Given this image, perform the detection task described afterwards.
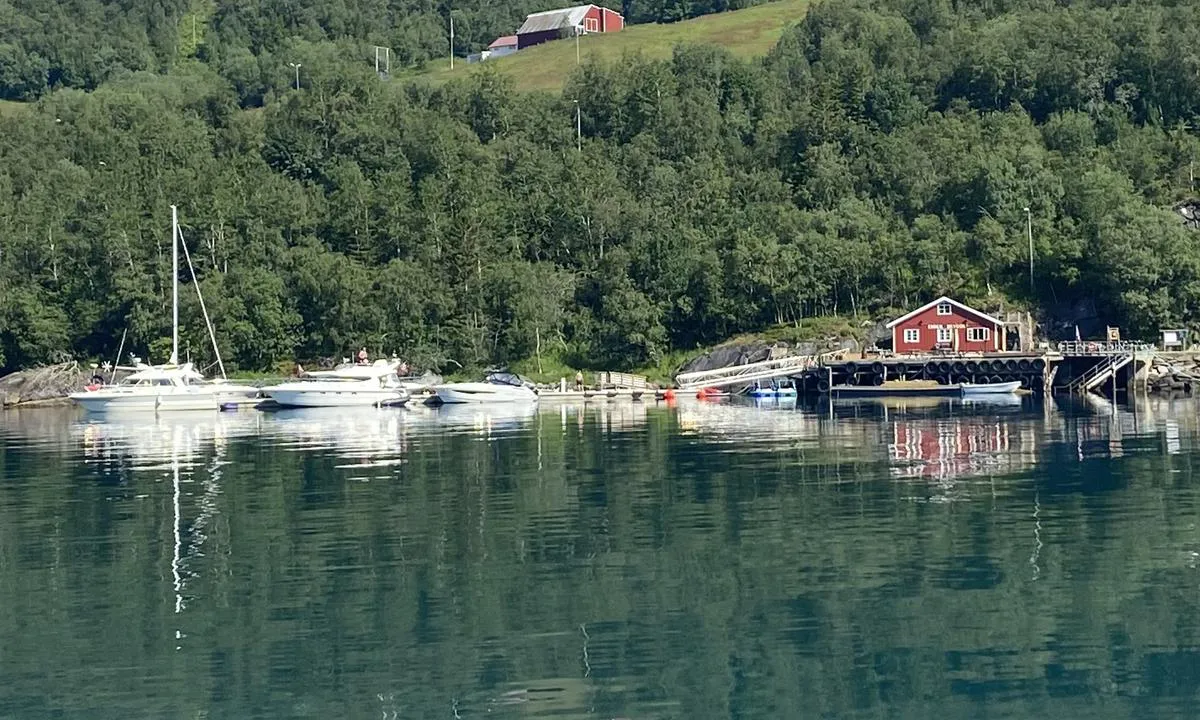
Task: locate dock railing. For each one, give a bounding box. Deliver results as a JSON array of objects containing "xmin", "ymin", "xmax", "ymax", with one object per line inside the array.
[
  {"xmin": 1058, "ymin": 340, "xmax": 1155, "ymax": 356},
  {"xmin": 595, "ymin": 371, "xmax": 649, "ymax": 390}
]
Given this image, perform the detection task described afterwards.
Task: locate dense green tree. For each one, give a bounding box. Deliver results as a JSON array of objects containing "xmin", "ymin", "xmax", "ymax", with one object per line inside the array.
[{"xmin": 4, "ymin": 0, "xmax": 1200, "ymax": 374}]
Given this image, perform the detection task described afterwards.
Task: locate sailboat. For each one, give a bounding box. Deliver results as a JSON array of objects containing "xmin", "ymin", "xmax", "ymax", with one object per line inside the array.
[{"xmin": 70, "ymin": 206, "xmax": 260, "ymax": 413}]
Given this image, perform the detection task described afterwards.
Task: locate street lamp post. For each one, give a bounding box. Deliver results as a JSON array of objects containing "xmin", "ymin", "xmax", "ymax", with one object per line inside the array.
[
  {"xmin": 288, "ymin": 62, "xmax": 301, "ymax": 91},
  {"xmin": 575, "ymin": 26, "xmax": 581, "ymax": 65},
  {"xmin": 577, "ymin": 102, "xmax": 582, "ymax": 151},
  {"xmin": 1024, "ymin": 206, "xmax": 1033, "ymax": 292}
]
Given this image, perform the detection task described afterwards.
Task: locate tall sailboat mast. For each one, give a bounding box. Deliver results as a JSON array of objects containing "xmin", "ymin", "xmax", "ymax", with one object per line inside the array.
[{"xmin": 170, "ymin": 204, "xmax": 179, "ymax": 365}]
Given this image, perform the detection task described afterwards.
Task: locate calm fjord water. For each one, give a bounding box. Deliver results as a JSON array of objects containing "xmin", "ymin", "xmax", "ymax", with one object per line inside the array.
[{"xmin": 2, "ymin": 397, "xmax": 1200, "ymax": 719}]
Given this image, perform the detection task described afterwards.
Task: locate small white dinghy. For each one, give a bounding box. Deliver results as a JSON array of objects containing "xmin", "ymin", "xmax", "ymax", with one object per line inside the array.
[
  {"xmin": 960, "ymin": 380, "xmax": 1022, "ymax": 397},
  {"xmin": 434, "ymin": 372, "xmax": 538, "ymax": 404}
]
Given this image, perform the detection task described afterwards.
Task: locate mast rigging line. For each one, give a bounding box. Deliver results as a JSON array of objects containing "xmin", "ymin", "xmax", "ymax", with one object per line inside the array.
[{"xmin": 174, "ymin": 216, "xmax": 228, "ymax": 380}]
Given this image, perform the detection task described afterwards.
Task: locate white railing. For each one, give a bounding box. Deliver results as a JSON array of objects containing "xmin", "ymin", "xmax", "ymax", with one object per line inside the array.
[
  {"xmin": 594, "ymin": 371, "xmax": 649, "ymax": 389},
  {"xmin": 1058, "ymin": 340, "xmax": 1155, "ymax": 355},
  {"xmin": 675, "ymin": 355, "xmax": 812, "ymax": 389},
  {"xmin": 674, "ymin": 349, "xmax": 846, "ymax": 390}
]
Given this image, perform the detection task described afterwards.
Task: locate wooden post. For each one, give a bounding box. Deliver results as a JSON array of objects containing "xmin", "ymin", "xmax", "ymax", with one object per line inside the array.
[{"xmin": 1111, "ymin": 356, "xmax": 1118, "ymax": 399}]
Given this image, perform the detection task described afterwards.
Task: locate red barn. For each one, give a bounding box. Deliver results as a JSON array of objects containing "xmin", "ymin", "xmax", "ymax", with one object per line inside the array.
[
  {"xmin": 516, "ymin": 4, "xmax": 624, "ymax": 50},
  {"xmin": 887, "ymin": 296, "xmax": 1005, "ymax": 353}
]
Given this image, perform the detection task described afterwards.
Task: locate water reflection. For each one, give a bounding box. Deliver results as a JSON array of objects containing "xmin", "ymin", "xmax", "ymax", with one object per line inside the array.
[
  {"xmin": 7, "ymin": 398, "xmax": 1200, "ymax": 718},
  {"xmin": 67, "ymin": 413, "xmax": 262, "ymax": 655},
  {"xmin": 431, "ymin": 402, "xmax": 539, "ymax": 436},
  {"xmin": 258, "ymin": 407, "xmax": 412, "ymax": 467}
]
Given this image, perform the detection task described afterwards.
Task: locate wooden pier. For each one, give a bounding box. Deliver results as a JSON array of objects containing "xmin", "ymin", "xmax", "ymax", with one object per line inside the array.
[
  {"xmin": 672, "ymin": 340, "xmax": 1161, "ymax": 399},
  {"xmin": 793, "ymin": 342, "xmax": 1160, "ymax": 398},
  {"xmin": 792, "ymin": 354, "xmax": 1054, "ymax": 395}
]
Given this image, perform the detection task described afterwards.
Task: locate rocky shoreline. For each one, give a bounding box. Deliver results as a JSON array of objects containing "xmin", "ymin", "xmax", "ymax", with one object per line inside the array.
[
  {"xmin": 1147, "ymin": 356, "xmax": 1200, "ymax": 395},
  {"xmin": 0, "ymin": 362, "xmax": 93, "ymax": 408}
]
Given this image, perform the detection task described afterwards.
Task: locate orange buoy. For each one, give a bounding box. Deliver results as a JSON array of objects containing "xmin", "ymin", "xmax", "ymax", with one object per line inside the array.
[{"xmin": 663, "ymin": 389, "xmax": 675, "ymax": 401}]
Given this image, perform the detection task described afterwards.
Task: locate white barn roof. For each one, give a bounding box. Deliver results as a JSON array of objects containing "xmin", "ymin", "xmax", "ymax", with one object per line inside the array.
[
  {"xmin": 885, "ymin": 296, "xmax": 1005, "ymax": 328},
  {"xmin": 517, "ymin": 5, "xmax": 594, "ymax": 34}
]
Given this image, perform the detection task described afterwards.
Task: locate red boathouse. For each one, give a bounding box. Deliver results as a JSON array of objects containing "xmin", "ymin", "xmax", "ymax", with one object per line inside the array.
[
  {"xmin": 516, "ymin": 4, "xmax": 624, "ymax": 50},
  {"xmin": 887, "ymin": 296, "xmax": 1005, "ymax": 353}
]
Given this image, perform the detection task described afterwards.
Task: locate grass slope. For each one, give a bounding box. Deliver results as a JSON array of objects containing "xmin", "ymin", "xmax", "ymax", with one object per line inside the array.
[
  {"xmin": 0, "ymin": 100, "xmax": 31, "ymax": 117},
  {"xmin": 415, "ymin": 0, "xmax": 809, "ymax": 92}
]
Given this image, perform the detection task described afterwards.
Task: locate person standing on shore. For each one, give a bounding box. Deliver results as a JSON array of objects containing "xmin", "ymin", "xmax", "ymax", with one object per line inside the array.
[{"xmin": 575, "ymin": 371, "xmax": 584, "ymax": 391}]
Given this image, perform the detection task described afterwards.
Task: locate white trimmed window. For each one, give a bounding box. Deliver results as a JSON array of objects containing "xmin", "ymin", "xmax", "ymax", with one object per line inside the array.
[
  {"xmin": 584, "ymin": 17, "xmax": 598, "ymax": 31},
  {"xmin": 966, "ymin": 327, "xmax": 989, "ymax": 342},
  {"xmin": 903, "ymin": 328, "xmax": 920, "ymax": 344},
  {"xmin": 937, "ymin": 327, "xmax": 953, "ymax": 343},
  {"xmin": 936, "ymin": 302, "xmax": 952, "ymax": 316}
]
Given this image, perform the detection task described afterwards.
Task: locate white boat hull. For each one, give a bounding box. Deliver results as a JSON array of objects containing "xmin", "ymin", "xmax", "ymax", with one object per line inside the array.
[
  {"xmin": 265, "ymin": 388, "xmax": 408, "ymax": 408},
  {"xmin": 434, "ymin": 383, "xmax": 538, "ymax": 404},
  {"xmin": 70, "ymin": 389, "xmax": 218, "ymax": 413},
  {"xmin": 960, "ymin": 381, "xmax": 1022, "ymax": 396}
]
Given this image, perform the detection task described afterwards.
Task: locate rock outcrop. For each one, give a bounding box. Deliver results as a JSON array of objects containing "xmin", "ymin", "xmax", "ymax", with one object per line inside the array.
[
  {"xmin": 1147, "ymin": 357, "xmax": 1200, "ymax": 394},
  {"xmin": 1175, "ymin": 199, "xmax": 1200, "ymax": 230},
  {"xmin": 0, "ymin": 362, "xmax": 93, "ymax": 407},
  {"xmin": 677, "ymin": 336, "xmax": 859, "ymax": 376}
]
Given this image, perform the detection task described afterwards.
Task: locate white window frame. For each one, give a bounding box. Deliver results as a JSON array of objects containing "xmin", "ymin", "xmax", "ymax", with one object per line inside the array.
[
  {"xmin": 584, "ymin": 17, "xmax": 599, "ymax": 32},
  {"xmin": 966, "ymin": 327, "xmax": 989, "ymax": 343},
  {"xmin": 903, "ymin": 328, "xmax": 920, "ymax": 344},
  {"xmin": 936, "ymin": 302, "xmax": 952, "ymax": 316},
  {"xmin": 937, "ymin": 327, "xmax": 953, "ymax": 344}
]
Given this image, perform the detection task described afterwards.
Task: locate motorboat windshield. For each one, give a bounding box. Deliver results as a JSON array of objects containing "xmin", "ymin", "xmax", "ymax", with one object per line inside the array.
[
  {"xmin": 304, "ymin": 359, "xmax": 401, "ymax": 380},
  {"xmin": 485, "ymin": 372, "xmax": 534, "ymax": 388},
  {"xmin": 116, "ymin": 364, "xmax": 204, "ymax": 387}
]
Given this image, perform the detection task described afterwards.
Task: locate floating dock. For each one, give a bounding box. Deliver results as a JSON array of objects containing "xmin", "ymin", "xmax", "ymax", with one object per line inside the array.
[
  {"xmin": 795, "ymin": 355, "xmax": 1050, "ymax": 395},
  {"xmin": 675, "ymin": 342, "xmax": 1160, "ymax": 399}
]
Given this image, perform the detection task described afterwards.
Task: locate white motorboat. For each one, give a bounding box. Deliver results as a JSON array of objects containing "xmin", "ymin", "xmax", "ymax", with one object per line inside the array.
[
  {"xmin": 71, "ymin": 206, "xmax": 260, "ymax": 414},
  {"xmin": 434, "ymin": 372, "xmax": 539, "ymax": 404},
  {"xmin": 70, "ymin": 363, "xmax": 241, "ymax": 412},
  {"xmin": 960, "ymin": 380, "xmax": 1022, "ymax": 397},
  {"xmin": 264, "ymin": 360, "xmax": 410, "ymax": 408}
]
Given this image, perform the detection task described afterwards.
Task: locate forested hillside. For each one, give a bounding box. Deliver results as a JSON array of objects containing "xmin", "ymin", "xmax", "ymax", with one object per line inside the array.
[
  {"xmin": 0, "ymin": 0, "xmax": 777, "ymax": 101},
  {"xmin": 2, "ymin": 0, "xmax": 1200, "ymax": 374}
]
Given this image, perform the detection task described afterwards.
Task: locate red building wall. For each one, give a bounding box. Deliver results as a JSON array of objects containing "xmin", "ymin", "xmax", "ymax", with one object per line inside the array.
[
  {"xmin": 892, "ymin": 302, "xmax": 1001, "ymax": 353},
  {"xmin": 596, "ymin": 7, "xmax": 624, "ymax": 32}
]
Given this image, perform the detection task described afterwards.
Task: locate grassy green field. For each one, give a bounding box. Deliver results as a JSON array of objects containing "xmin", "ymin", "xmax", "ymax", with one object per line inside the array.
[
  {"xmin": 414, "ymin": 0, "xmax": 809, "ymax": 92},
  {"xmin": 0, "ymin": 99, "xmax": 31, "ymax": 117}
]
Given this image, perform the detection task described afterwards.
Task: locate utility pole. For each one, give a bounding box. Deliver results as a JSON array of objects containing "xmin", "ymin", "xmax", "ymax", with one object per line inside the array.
[
  {"xmin": 1024, "ymin": 206, "xmax": 1033, "ymax": 293},
  {"xmin": 288, "ymin": 62, "xmax": 301, "ymax": 90},
  {"xmin": 575, "ymin": 26, "xmax": 581, "ymax": 64},
  {"xmin": 577, "ymin": 103, "xmax": 582, "ymax": 151},
  {"xmin": 449, "ymin": 15, "xmax": 455, "ymax": 70}
]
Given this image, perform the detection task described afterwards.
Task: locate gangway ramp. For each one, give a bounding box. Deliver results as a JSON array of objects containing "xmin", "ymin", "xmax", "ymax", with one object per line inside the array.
[
  {"xmin": 675, "ymin": 351, "xmax": 842, "ymax": 390},
  {"xmin": 1066, "ymin": 353, "xmax": 1135, "ymax": 394}
]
